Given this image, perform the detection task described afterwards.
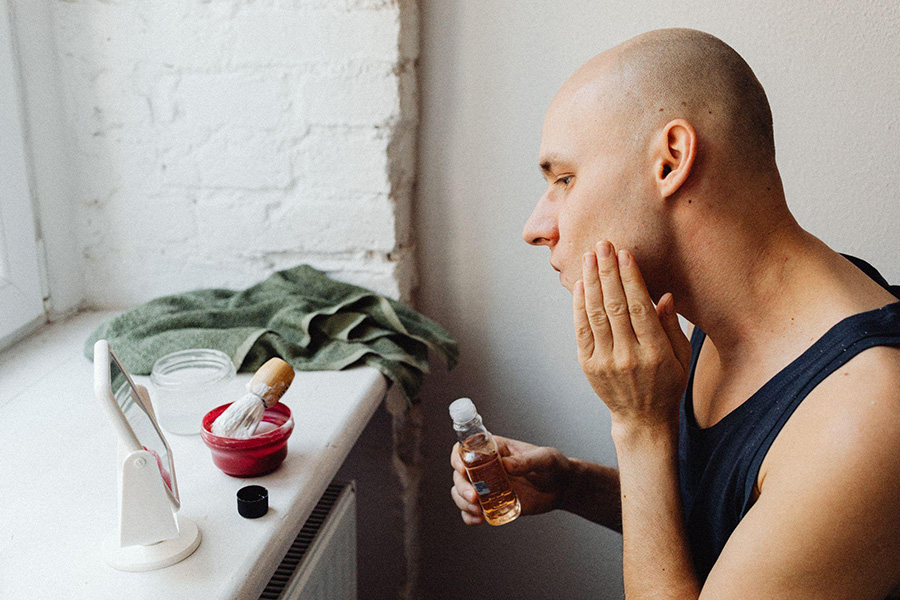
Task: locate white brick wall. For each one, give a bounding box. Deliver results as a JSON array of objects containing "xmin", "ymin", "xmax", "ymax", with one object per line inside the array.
[{"xmin": 50, "ymin": 0, "xmax": 418, "ymax": 306}]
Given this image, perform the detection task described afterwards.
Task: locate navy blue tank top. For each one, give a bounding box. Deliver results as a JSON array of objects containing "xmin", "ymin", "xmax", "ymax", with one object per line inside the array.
[{"xmin": 678, "ymin": 254, "xmax": 900, "ymax": 585}]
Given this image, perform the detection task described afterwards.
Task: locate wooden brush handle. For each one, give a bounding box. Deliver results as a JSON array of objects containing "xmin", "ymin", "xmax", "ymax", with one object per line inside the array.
[{"xmin": 249, "ymin": 358, "xmax": 295, "ymax": 408}]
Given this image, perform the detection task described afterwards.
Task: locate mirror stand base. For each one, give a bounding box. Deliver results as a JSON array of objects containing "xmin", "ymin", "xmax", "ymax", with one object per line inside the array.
[{"xmin": 105, "ymin": 516, "xmax": 201, "ymax": 572}]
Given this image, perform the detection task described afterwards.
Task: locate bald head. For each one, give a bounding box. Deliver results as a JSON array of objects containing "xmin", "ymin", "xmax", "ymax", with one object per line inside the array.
[
  {"xmin": 528, "ymin": 28, "xmax": 791, "ymax": 298},
  {"xmin": 558, "ymin": 28, "xmax": 776, "ymax": 169}
]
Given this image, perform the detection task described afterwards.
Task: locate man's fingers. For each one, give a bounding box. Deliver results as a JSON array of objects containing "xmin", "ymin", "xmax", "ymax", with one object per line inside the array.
[
  {"xmin": 581, "ymin": 252, "xmax": 612, "ymax": 353},
  {"xmin": 616, "ymin": 249, "xmax": 668, "ymax": 344},
  {"xmin": 450, "ymin": 442, "xmax": 464, "ymax": 472},
  {"xmin": 595, "ymin": 241, "xmax": 638, "ymax": 346},
  {"xmin": 461, "ymin": 510, "xmax": 484, "ymax": 526},
  {"xmin": 657, "ymin": 293, "xmax": 693, "ymax": 370},
  {"xmin": 495, "ymin": 435, "xmax": 536, "ymax": 457},
  {"xmin": 451, "ymin": 483, "xmax": 482, "ymax": 516},
  {"xmin": 451, "ymin": 470, "xmax": 484, "ymax": 527},
  {"xmin": 572, "ymin": 280, "xmax": 595, "ymax": 359},
  {"xmin": 453, "ymin": 469, "xmax": 478, "ymax": 503},
  {"xmin": 503, "ymin": 447, "xmax": 556, "ymax": 476}
]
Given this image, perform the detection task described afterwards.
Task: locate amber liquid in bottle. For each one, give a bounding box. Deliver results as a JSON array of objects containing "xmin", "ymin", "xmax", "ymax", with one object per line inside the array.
[{"xmin": 458, "ymin": 430, "xmax": 521, "ymax": 526}]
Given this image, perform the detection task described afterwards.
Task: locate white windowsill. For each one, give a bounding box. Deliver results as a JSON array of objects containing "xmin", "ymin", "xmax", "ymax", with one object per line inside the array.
[{"xmin": 0, "ymin": 310, "xmax": 388, "ymax": 599}]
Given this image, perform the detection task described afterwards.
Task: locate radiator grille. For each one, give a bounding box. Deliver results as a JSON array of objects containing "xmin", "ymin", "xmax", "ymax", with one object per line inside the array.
[{"xmin": 259, "ymin": 480, "xmax": 356, "ymax": 600}]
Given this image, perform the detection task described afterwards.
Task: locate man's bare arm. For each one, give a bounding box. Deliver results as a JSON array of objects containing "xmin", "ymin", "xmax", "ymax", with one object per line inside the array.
[
  {"xmin": 558, "ymin": 458, "xmax": 623, "ymax": 533},
  {"xmin": 559, "ymin": 318, "xmax": 689, "ymax": 535},
  {"xmin": 614, "ymin": 420, "xmax": 701, "ymax": 598},
  {"xmin": 450, "ymin": 436, "xmax": 624, "ymax": 531},
  {"xmin": 699, "ymin": 346, "xmax": 900, "ymax": 599},
  {"xmin": 574, "ymin": 242, "xmax": 701, "ymax": 598}
]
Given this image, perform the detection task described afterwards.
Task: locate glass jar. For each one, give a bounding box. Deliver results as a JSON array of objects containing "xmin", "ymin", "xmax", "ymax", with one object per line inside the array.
[{"xmin": 150, "ymin": 349, "xmax": 236, "ymax": 435}]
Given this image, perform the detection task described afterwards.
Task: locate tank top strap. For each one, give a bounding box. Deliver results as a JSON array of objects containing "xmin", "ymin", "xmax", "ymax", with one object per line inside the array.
[
  {"xmin": 681, "ymin": 325, "xmax": 708, "ymax": 429},
  {"xmin": 688, "ymin": 325, "xmax": 706, "ymax": 369}
]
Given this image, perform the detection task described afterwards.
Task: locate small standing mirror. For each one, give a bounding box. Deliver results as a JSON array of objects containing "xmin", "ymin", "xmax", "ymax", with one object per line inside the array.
[{"xmin": 94, "ymin": 340, "xmax": 201, "ymax": 571}]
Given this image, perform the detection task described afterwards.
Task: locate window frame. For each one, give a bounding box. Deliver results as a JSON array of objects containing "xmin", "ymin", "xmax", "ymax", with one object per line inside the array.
[{"xmin": 0, "ymin": 0, "xmax": 46, "ymax": 347}]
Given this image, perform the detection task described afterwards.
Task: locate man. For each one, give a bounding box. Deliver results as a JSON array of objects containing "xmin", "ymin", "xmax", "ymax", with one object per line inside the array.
[{"xmin": 450, "ymin": 28, "xmax": 900, "ymax": 598}]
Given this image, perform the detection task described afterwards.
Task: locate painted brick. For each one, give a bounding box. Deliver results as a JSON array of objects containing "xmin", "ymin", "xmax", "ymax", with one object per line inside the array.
[
  {"xmin": 336, "ymin": 269, "xmax": 401, "ymax": 299},
  {"xmin": 257, "ymin": 194, "xmax": 397, "ymax": 253},
  {"xmin": 269, "ymin": 0, "xmax": 399, "ymax": 10},
  {"xmin": 274, "ymin": 0, "xmax": 401, "ymax": 9},
  {"xmin": 147, "ymin": 70, "xmax": 180, "ymax": 125},
  {"xmin": 176, "ymin": 72, "xmax": 287, "ymax": 128},
  {"xmin": 52, "ymin": 0, "xmax": 418, "ymax": 312},
  {"xmin": 161, "ymin": 126, "xmax": 292, "ymax": 190},
  {"xmin": 230, "ymin": 8, "xmax": 400, "ymax": 66},
  {"xmin": 104, "ymin": 195, "xmax": 198, "ymax": 246},
  {"xmin": 86, "ymin": 249, "xmax": 407, "ymax": 306},
  {"xmin": 82, "ymin": 248, "xmax": 274, "ymax": 308},
  {"xmin": 193, "ymin": 191, "xmax": 278, "ymax": 252},
  {"xmin": 293, "ymin": 128, "xmax": 390, "ymax": 194},
  {"xmin": 70, "ymin": 134, "xmax": 161, "ymax": 204},
  {"xmin": 350, "ymin": 0, "xmax": 399, "ymax": 9},
  {"xmin": 303, "ymin": 67, "xmax": 400, "ymax": 125},
  {"xmin": 53, "ymin": 1, "xmax": 232, "ymax": 71},
  {"xmin": 87, "ymin": 69, "xmax": 153, "ymax": 129}
]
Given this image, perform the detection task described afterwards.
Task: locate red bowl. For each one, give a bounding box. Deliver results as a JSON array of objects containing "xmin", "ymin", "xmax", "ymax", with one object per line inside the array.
[{"xmin": 200, "ymin": 403, "xmax": 294, "ymax": 477}]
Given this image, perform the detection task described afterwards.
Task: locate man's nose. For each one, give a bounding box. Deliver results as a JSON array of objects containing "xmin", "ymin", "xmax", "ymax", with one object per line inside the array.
[{"xmin": 523, "ymin": 195, "xmax": 559, "ymax": 247}]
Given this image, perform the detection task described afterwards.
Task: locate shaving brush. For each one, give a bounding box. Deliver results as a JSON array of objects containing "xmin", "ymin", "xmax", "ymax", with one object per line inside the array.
[{"xmin": 210, "ymin": 358, "xmax": 295, "ymax": 438}]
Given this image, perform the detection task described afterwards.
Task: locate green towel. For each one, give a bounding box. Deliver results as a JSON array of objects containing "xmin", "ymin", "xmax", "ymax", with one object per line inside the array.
[{"xmin": 84, "ymin": 264, "xmax": 458, "ymax": 406}]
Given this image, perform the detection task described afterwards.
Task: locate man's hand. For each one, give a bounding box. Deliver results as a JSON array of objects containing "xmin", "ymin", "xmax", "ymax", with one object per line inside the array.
[
  {"xmin": 573, "ymin": 240, "xmax": 701, "ymax": 598},
  {"xmin": 450, "ymin": 435, "xmax": 573, "ymax": 526},
  {"xmin": 573, "ymin": 239, "xmax": 693, "ymax": 433}
]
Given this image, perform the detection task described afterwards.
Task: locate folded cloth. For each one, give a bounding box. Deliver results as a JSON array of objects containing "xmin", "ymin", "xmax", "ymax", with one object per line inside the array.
[{"xmin": 84, "ymin": 265, "xmax": 458, "ymax": 405}]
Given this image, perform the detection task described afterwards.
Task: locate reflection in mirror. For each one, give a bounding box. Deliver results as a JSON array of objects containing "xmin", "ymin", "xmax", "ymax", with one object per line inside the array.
[{"xmin": 109, "ymin": 353, "xmax": 175, "ymax": 496}]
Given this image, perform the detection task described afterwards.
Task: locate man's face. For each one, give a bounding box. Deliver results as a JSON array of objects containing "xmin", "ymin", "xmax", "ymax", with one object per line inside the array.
[{"xmin": 523, "ymin": 77, "xmax": 660, "ymax": 293}]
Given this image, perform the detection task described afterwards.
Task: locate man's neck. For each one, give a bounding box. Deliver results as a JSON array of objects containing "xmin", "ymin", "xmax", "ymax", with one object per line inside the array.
[{"xmin": 672, "ymin": 215, "xmax": 833, "ymax": 373}]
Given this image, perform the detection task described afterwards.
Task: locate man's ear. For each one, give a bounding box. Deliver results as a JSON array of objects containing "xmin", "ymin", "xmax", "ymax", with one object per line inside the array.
[{"xmin": 654, "ymin": 119, "xmax": 697, "ymax": 198}]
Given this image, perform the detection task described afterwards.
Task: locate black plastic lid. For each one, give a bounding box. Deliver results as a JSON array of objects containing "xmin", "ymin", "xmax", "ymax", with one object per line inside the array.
[{"xmin": 237, "ymin": 485, "xmax": 268, "ymax": 519}]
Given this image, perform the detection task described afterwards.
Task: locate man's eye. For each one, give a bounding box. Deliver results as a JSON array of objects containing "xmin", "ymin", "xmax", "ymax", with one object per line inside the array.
[{"xmin": 556, "ymin": 176, "xmax": 573, "ymax": 188}]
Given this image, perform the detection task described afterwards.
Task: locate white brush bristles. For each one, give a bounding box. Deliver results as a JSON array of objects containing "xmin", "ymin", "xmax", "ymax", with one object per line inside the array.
[{"xmin": 211, "ymin": 393, "xmax": 267, "ymax": 438}]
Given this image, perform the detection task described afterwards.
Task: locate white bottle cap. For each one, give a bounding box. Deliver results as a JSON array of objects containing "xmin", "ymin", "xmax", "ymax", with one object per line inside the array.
[{"xmin": 449, "ymin": 397, "xmax": 477, "ymax": 424}]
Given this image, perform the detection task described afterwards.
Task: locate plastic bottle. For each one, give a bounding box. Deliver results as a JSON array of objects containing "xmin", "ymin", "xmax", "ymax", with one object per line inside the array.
[{"xmin": 449, "ymin": 397, "xmax": 521, "ymax": 526}]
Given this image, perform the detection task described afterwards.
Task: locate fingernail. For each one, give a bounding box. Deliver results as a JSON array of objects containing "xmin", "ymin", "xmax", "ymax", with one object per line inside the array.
[
  {"xmin": 617, "ymin": 249, "xmax": 631, "ymax": 267},
  {"xmin": 583, "ymin": 252, "xmax": 594, "ymax": 266},
  {"xmin": 467, "ymin": 491, "xmax": 477, "ymax": 502},
  {"xmin": 597, "ymin": 240, "xmax": 612, "ymax": 258},
  {"xmin": 666, "ymin": 295, "xmax": 676, "ymax": 315}
]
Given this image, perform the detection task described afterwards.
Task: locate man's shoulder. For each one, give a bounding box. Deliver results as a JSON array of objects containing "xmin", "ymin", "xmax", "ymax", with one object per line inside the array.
[
  {"xmin": 790, "ymin": 343, "xmax": 900, "ymax": 443},
  {"xmin": 809, "ymin": 343, "xmax": 900, "ymax": 413},
  {"xmin": 761, "ymin": 344, "xmax": 900, "ymax": 490},
  {"xmin": 715, "ymin": 343, "xmax": 900, "ymax": 600}
]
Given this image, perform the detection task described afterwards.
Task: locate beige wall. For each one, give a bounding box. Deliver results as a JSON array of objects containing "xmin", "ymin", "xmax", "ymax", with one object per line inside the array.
[{"xmin": 415, "ymin": 2, "xmax": 900, "ymax": 598}]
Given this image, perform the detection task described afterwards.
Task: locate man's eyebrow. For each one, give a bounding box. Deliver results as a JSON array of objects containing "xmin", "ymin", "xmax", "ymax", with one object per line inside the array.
[{"xmin": 539, "ymin": 153, "xmax": 569, "ymax": 174}]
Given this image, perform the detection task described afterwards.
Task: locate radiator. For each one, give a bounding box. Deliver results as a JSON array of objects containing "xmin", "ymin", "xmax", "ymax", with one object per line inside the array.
[{"xmin": 259, "ymin": 480, "xmax": 357, "ymax": 600}]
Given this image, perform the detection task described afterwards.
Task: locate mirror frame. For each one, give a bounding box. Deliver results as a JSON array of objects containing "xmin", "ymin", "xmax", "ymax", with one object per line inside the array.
[{"xmin": 94, "ymin": 339, "xmax": 181, "ymax": 509}]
